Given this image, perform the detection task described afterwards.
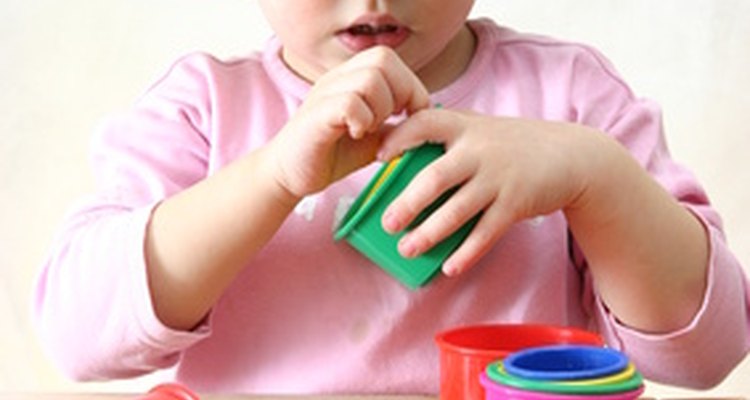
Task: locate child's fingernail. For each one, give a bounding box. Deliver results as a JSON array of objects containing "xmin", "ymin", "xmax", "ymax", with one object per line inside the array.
[
  {"xmin": 377, "ymin": 149, "xmax": 390, "ymax": 161},
  {"xmin": 442, "ymin": 260, "xmax": 460, "ymax": 276},
  {"xmin": 382, "ymin": 211, "xmax": 400, "ymax": 233},
  {"xmin": 399, "ymin": 236, "xmax": 418, "ymax": 258}
]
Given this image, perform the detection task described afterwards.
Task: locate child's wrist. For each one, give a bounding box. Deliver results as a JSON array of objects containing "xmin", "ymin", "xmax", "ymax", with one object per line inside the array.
[
  {"xmin": 244, "ymin": 146, "xmax": 303, "ymax": 209},
  {"xmin": 563, "ymin": 128, "xmax": 633, "ymax": 223}
]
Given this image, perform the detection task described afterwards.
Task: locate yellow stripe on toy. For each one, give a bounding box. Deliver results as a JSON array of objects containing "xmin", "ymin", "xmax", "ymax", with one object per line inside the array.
[{"xmin": 363, "ymin": 155, "xmax": 402, "ymax": 205}]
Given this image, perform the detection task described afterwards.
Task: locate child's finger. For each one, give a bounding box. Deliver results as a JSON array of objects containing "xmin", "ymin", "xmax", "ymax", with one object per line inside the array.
[
  {"xmin": 395, "ymin": 178, "xmax": 492, "ymax": 259},
  {"xmin": 311, "ymin": 63, "xmax": 410, "ymax": 135},
  {"xmin": 342, "ymin": 67, "xmax": 396, "ymax": 134},
  {"xmin": 335, "ymin": 46, "xmax": 430, "ymax": 115},
  {"xmin": 382, "ymin": 149, "xmax": 473, "ymax": 234},
  {"xmin": 378, "ymin": 109, "xmax": 461, "ymax": 161},
  {"xmin": 441, "ymin": 201, "xmax": 516, "ymax": 276},
  {"xmin": 303, "ymin": 93, "xmax": 375, "ymax": 141}
]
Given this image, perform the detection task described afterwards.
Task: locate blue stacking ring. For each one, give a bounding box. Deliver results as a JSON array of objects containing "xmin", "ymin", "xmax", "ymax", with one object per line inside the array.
[{"xmin": 503, "ymin": 345, "xmax": 629, "ymax": 381}]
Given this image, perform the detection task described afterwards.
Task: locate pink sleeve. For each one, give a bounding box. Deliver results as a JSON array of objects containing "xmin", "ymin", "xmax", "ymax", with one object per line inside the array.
[
  {"xmin": 595, "ymin": 212, "xmax": 750, "ymax": 389},
  {"xmin": 32, "ymin": 54, "xmax": 219, "ymax": 380},
  {"xmin": 569, "ymin": 48, "xmax": 750, "ymax": 388}
]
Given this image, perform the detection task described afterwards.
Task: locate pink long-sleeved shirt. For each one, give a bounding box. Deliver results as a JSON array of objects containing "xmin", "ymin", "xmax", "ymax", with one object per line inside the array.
[{"xmin": 34, "ymin": 19, "xmax": 749, "ymax": 393}]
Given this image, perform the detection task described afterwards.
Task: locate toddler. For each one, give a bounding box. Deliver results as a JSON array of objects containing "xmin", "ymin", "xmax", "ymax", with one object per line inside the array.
[{"xmin": 34, "ymin": 0, "xmax": 749, "ymax": 394}]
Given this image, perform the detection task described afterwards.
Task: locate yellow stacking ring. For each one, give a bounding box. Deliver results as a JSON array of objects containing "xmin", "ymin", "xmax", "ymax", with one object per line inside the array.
[{"xmin": 555, "ymin": 363, "xmax": 636, "ymax": 386}]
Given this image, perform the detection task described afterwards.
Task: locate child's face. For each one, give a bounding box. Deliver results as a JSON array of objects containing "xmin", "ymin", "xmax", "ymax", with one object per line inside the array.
[{"xmin": 259, "ymin": 0, "xmax": 476, "ymax": 86}]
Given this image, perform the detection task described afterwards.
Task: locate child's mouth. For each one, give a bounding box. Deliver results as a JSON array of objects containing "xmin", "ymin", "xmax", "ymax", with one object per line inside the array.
[
  {"xmin": 337, "ymin": 18, "xmax": 410, "ymax": 52},
  {"xmin": 347, "ymin": 24, "xmax": 400, "ymax": 36}
]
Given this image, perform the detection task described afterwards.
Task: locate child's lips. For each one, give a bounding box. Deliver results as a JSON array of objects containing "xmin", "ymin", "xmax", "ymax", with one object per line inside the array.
[{"xmin": 336, "ymin": 15, "xmax": 411, "ymax": 52}]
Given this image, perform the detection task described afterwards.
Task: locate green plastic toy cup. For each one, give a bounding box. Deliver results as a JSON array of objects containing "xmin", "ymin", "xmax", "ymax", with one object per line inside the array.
[{"xmin": 334, "ymin": 143, "xmax": 479, "ymax": 289}]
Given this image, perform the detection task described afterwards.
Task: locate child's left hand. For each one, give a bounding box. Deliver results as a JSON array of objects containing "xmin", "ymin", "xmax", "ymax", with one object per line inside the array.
[{"xmin": 377, "ymin": 108, "xmax": 611, "ymax": 276}]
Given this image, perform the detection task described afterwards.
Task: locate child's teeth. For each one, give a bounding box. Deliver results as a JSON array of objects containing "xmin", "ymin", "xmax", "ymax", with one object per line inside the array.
[
  {"xmin": 350, "ymin": 24, "xmax": 397, "ymax": 35},
  {"xmin": 351, "ymin": 25, "xmax": 375, "ymax": 35}
]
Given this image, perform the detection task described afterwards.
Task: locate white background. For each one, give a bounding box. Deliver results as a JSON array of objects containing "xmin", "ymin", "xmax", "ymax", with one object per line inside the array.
[{"xmin": 1, "ymin": 0, "xmax": 748, "ymax": 397}]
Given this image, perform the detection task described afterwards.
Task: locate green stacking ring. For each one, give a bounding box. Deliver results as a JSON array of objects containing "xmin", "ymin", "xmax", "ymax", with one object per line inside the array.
[{"xmin": 485, "ymin": 361, "xmax": 644, "ymax": 395}]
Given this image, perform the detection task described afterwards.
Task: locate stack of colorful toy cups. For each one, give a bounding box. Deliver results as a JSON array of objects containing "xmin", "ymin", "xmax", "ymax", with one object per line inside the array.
[
  {"xmin": 435, "ymin": 324, "xmax": 605, "ymax": 400},
  {"xmin": 480, "ymin": 345, "xmax": 645, "ymax": 400}
]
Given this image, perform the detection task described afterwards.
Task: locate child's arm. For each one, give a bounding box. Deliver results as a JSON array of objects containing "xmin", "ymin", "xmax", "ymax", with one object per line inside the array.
[
  {"xmin": 33, "ymin": 47, "xmax": 428, "ymax": 379},
  {"xmin": 563, "ymin": 134, "xmax": 708, "ymax": 333},
  {"xmin": 379, "ymin": 102, "xmax": 748, "ymax": 386},
  {"xmin": 145, "ymin": 47, "xmax": 430, "ymax": 331}
]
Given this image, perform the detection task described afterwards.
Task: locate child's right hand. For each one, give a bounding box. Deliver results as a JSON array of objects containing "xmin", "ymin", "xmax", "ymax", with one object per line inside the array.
[
  {"xmin": 268, "ymin": 46, "xmax": 430, "ymax": 200},
  {"xmin": 141, "ymin": 47, "xmax": 429, "ymax": 331}
]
